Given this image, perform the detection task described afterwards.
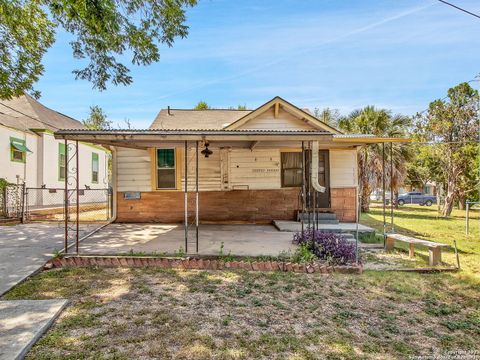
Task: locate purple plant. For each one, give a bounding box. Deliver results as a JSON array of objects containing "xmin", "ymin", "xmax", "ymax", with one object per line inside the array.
[{"xmin": 293, "ymin": 228, "xmax": 356, "ymax": 265}]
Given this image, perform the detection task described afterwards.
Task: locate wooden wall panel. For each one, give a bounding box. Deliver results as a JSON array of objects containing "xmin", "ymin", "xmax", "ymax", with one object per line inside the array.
[
  {"xmin": 116, "ymin": 147, "xmax": 152, "ymax": 192},
  {"xmin": 235, "ymin": 107, "xmax": 314, "ymax": 130},
  {"xmin": 330, "ymin": 149, "xmax": 358, "ymax": 188}
]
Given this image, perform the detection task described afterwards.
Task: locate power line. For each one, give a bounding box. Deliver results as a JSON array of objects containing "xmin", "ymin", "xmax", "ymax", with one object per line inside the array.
[
  {"xmin": 0, "ymin": 102, "xmax": 61, "ymax": 130},
  {"xmin": 437, "ymin": 0, "xmax": 480, "ymax": 19}
]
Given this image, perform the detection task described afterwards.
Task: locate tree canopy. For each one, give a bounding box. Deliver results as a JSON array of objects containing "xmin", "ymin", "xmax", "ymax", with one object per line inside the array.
[
  {"xmin": 0, "ymin": 0, "xmax": 197, "ymax": 100},
  {"xmin": 82, "ymin": 105, "xmax": 111, "ymax": 130},
  {"xmin": 415, "ymin": 82, "xmax": 479, "ymax": 216},
  {"xmin": 338, "ymin": 106, "xmax": 412, "ymax": 212}
]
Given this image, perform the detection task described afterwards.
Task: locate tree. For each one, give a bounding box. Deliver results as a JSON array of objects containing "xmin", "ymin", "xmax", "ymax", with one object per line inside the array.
[
  {"xmin": 416, "ymin": 82, "xmax": 479, "ymax": 217},
  {"xmin": 314, "ymin": 107, "xmax": 341, "ymax": 127},
  {"xmin": 0, "ymin": 0, "xmax": 197, "ymax": 100},
  {"xmin": 194, "ymin": 101, "xmax": 210, "ymax": 110},
  {"xmin": 338, "ymin": 106, "xmax": 412, "ymax": 212},
  {"xmin": 83, "ymin": 105, "xmax": 111, "ymax": 130}
]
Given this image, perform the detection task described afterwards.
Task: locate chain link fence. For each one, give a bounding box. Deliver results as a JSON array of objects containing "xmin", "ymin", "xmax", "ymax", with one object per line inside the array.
[{"xmin": 25, "ymin": 187, "xmax": 112, "ymax": 223}]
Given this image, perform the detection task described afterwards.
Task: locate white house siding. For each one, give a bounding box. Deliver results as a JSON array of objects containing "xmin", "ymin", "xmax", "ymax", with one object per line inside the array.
[
  {"xmin": 235, "ymin": 107, "xmax": 313, "ymax": 130},
  {"xmin": 329, "ymin": 149, "xmax": 358, "ymax": 188},
  {"xmin": 0, "ymin": 125, "xmax": 39, "ymax": 187},
  {"xmin": 116, "ymin": 147, "xmax": 152, "ymax": 192},
  {"xmin": 1, "ymin": 125, "xmax": 109, "ymax": 208},
  {"xmin": 115, "ymin": 146, "xmax": 358, "ymax": 192},
  {"xmin": 228, "ymin": 149, "xmax": 281, "ymax": 190}
]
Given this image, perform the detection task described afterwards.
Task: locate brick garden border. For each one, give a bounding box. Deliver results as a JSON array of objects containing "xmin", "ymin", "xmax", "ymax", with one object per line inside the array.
[{"xmin": 49, "ymin": 256, "xmax": 362, "ymax": 274}]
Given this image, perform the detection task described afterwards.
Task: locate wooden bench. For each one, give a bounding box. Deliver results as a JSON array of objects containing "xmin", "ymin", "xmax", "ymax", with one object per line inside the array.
[{"xmin": 385, "ymin": 233, "xmax": 450, "ymax": 266}]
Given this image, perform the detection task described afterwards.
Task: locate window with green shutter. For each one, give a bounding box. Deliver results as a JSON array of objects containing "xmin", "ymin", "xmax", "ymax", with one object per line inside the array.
[
  {"xmin": 10, "ymin": 137, "xmax": 30, "ymax": 163},
  {"xmin": 58, "ymin": 143, "xmax": 66, "ymax": 180},
  {"xmin": 156, "ymin": 148, "xmax": 176, "ymax": 189},
  {"xmin": 92, "ymin": 153, "xmax": 99, "ymax": 183}
]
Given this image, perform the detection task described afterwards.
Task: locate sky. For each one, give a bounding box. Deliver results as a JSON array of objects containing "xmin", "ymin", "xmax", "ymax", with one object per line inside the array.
[{"xmin": 35, "ymin": 0, "xmax": 480, "ymax": 129}]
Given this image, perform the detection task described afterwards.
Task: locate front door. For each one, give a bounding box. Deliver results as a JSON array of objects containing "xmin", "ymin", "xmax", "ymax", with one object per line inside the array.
[{"xmin": 306, "ymin": 150, "xmax": 330, "ymax": 208}]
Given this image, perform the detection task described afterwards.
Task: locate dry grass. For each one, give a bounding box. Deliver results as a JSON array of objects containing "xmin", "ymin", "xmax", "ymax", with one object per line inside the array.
[{"xmin": 3, "ymin": 266, "xmax": 480, "ymax": 359}]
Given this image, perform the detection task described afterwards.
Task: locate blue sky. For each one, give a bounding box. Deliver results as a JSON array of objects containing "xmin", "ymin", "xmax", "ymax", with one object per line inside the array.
[{"xmin": 36, "ymin": 0, "xmax": 480, "ymax": 128}]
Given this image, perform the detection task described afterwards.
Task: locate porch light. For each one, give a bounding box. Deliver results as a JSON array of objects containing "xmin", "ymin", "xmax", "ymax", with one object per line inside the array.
[{"xmin": 201, "ymin": 142, "xmax": 213, "ymax": 158}]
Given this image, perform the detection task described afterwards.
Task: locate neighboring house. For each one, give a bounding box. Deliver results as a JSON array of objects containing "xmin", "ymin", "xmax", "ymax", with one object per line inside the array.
[
  {"xmin": 0, "ymin": 95, "xmax": 109, "ymax": 195},
  {"xmin": 55, "ymin": 96, "xmax": 404, "ymax": 224}
]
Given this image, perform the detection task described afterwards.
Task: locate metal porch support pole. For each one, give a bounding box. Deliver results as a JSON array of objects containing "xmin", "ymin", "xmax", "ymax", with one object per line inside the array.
[
  {"xmin": 64, "ymin": 139, "xmax": 68, "ymax": 254},
  {"xmin": 301, "ymin": 141, "xmax": 305, "ymax": 239},
  {"xmin": 465, "ymin": 202, "xmax": 469, "ymax": 235},
  {"xmin": 195, "ymin": 141, "xmax": 199, "ymax": 253},
  {"xmin": 184, "ymin": 141, "xmax": 188, "ymax": 253},
  {"xmin": 382, "ymin": 142, "xmax": 386, "ymax": 246},
  {"xmin": 76, "ymin": 141, "xmax": 80, "ymax": 254},
  {"xmin": 313, "ymin": 144, "xmax": 317, "ymax": 231},
  {"xmin": 390, "ymin": 142, "xmax": 394, "ymax": 233},
  {"xmin": 307, "ymin": 141, "xmax": 313, "ymax": 228}
]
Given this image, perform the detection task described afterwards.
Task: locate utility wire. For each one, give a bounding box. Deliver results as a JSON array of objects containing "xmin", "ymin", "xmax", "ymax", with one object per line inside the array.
[
  {"xmin": 437, "ymin": 0, "xmax": 480, "ymax": 19},
  {"xmin": 0, "ymin": 102, "xmax": 61, "ymax": 130}
]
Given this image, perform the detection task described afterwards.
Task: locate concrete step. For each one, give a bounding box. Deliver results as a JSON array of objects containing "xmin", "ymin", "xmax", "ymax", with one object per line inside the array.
[
  {"xmin": 303, "ymin": 219, "xmax": 340, "ymax": 225},
  {"xmin": 297, "ymin": 212, "xmax": 338, "ymax": 221}
]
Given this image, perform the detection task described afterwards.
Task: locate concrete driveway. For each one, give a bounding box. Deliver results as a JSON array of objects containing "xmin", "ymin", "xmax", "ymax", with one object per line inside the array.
[{"xmin": 0, "ymin": 223, "xmax": 93, "ymax": 296}]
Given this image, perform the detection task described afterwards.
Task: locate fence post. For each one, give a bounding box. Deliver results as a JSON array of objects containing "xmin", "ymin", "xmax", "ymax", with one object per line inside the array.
[{"xmin": 20, "ymin": 184, "xmax": 26, "ymax": 223}]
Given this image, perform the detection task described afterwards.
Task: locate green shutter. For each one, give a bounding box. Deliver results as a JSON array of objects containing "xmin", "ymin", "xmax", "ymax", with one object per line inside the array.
[
  {"xmin": 92, "ymin": 153, "xmax": 99, "ymax": 183},
  {"xmin": 58, "ymin": 143, "xmax": 66, "ymax": 180}
]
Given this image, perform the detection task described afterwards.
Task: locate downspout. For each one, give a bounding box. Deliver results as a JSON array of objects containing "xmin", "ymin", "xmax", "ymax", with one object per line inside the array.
[
  {"xmin": 110, "ymin": 146, "xmax": 117, "ymax": 222},
  {"xmin": 310, "ymin": 141, "xmax": 326, "ymax": 193}
]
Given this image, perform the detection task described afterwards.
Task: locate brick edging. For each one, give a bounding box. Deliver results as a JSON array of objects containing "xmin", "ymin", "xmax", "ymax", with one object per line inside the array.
[{"xmin": 49, "ymin": 256, "xmax": 362, "ymax": 274}]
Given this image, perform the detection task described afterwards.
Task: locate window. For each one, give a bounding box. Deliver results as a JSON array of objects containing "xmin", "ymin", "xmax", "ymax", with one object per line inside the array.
[
  {"xmin": 281, "ymin": 152, "xmax": 302, "ymax": 187},
  {"xmin": 156, "ymin": 149, "xmax": 176, "ymax": 189},
  {"xmin": 92, "ymin": 153, "xmax": 99, "ymax": 183},
  {"xmin": 10, "ymin": 137, "xmax": 30, "ymax": 163},
  {"xmin": 58, "ymin": 143, "xmax": 66, "ymax": 181}
]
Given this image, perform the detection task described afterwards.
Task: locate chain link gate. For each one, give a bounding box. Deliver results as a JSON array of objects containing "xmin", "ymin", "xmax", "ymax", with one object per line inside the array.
[{"xmin": 25, "ymin": 187, "xmax": 112, "ymax": 223}]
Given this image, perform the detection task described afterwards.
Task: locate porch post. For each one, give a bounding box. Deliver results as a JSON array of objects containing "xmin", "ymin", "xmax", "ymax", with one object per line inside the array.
[
  {"xmin": 301, "ymin": 141, "xmax": 305, "ymax": 238},
  {"xmin": 184, "ymin": 141, "xmax": 188, "ymax": 253},
  {"xmin": 390, "ymin": 142, "xmax": 394, "ymax": 233},
  {"xmin": 76, "ymin": 140, "xmax": 79, "ymax": 254},
  {"xmin": 307, "ymin": 142, "xmax": 312, "ymax": 230},
  {"xmin": 64, "ymin": 139, "xmax": 68, "ymax": 254},
  {"xmin": 382, "ymin": 142, "xmax": 386, "ymax": 246},
  {"xmin": 195, "ymin": 140, "xmax": 199, "ymax": 253}
]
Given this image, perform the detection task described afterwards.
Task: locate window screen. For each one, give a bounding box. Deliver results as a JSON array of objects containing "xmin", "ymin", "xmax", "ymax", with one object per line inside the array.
[
  {"xmin": 157, "ymin": 149, "xmax": 176, "ymax": 189},
  {"xmin": 92, "ymin": 153, "xmax": 99, "ymax": 183},
  {"xmin": 59, "ymin": 143, "xmax": 66, "ymax": 180}
]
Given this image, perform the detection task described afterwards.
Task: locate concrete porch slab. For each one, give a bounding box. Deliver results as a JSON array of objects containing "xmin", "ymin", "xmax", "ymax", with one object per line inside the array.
[
  {"xmin": 78, "ymin": 223, "xmax": 297, "ymax": 257},
  {"xmin": 0, "ymin": 299, "xmax": 69, "ymax": 360},
  {"xmin": 273, "ymin": 220, "xmax": 375, "ymax": 233}
]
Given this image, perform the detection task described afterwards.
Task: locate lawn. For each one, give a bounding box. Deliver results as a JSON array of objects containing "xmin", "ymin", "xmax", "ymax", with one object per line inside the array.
[
  {"xmin": 3, "ymin": 205, "xmax": 480, "ymax": 359},
  {"xmin": 361, "ymin": 204, "xmax": 480, "ymax": 275}
]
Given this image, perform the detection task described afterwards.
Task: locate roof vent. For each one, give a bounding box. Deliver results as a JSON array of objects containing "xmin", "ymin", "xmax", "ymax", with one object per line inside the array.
[{"xmin": 167, "ymin": 106, "xmax": 171, "ymax": 115}]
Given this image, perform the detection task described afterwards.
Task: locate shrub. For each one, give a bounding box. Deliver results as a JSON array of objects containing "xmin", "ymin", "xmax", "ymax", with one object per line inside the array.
[{"xmin": 293, "ymin": 228, "xmax": 357, "ymax": 265}]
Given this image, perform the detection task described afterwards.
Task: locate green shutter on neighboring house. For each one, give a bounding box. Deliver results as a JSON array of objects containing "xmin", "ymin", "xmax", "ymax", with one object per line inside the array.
[
  {"xmin": 10, "ymin": 137, "xmax": 31, "ymax": 163},
  {"xmin": 58, "ymin": 143, "xmax": 66, "ymax": 181},
  {"xmin": 92, "ymin": 153, "xmax": 99, "ymax": 183}
]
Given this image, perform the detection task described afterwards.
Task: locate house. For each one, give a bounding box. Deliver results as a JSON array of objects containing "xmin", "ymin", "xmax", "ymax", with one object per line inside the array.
[
  {"xmin": 54, "ymin": 97, "xmax": 403, "ymax": 226},
  {"xmin": 0, "ymin": 94, "xmax": 109, "ymax": 192}
]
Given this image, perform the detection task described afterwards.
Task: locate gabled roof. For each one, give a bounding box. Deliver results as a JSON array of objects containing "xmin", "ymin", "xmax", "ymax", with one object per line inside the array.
[
  {"xmin": 150, "ymin": 96, "xmax": 342, "ymax": 134},
  {"xmin": 150, "ymin": 108, "xmax": 252, "ymax": 130},
  {"xmin": 224, "ymin": 96, "xmax": 341, "ymax": 134},
  {"xmin": 0, "ymin": 94, "xmax": 84, "ymax": 132}
]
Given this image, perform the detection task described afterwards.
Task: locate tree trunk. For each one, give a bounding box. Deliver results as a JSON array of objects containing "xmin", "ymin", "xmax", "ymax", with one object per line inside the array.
[
  {"xmin": 394, "ymin": 190, "xmax": 399, "ymax": 209},
  {"xmin": 457, "ymin": 192, "xmax": 465, "ymax": 210},
  {"xmin": 441, "ymin": 178, "xmax": 456, "ymax": 217},
  {"xmin": 361, "ymin": 186, "xmax": 370, "ymax": 213}
]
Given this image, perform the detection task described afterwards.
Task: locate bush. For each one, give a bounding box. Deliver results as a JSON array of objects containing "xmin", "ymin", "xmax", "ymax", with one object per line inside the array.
[{"xmin": 293, "ymin": 228, "xmax": 357, "ymax": 265}]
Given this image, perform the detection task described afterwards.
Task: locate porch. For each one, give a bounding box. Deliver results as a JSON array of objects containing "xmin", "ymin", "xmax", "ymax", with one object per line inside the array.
[{"xmin": 77, "ymin": 223, "xmax": 296, "ymax": 257}]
